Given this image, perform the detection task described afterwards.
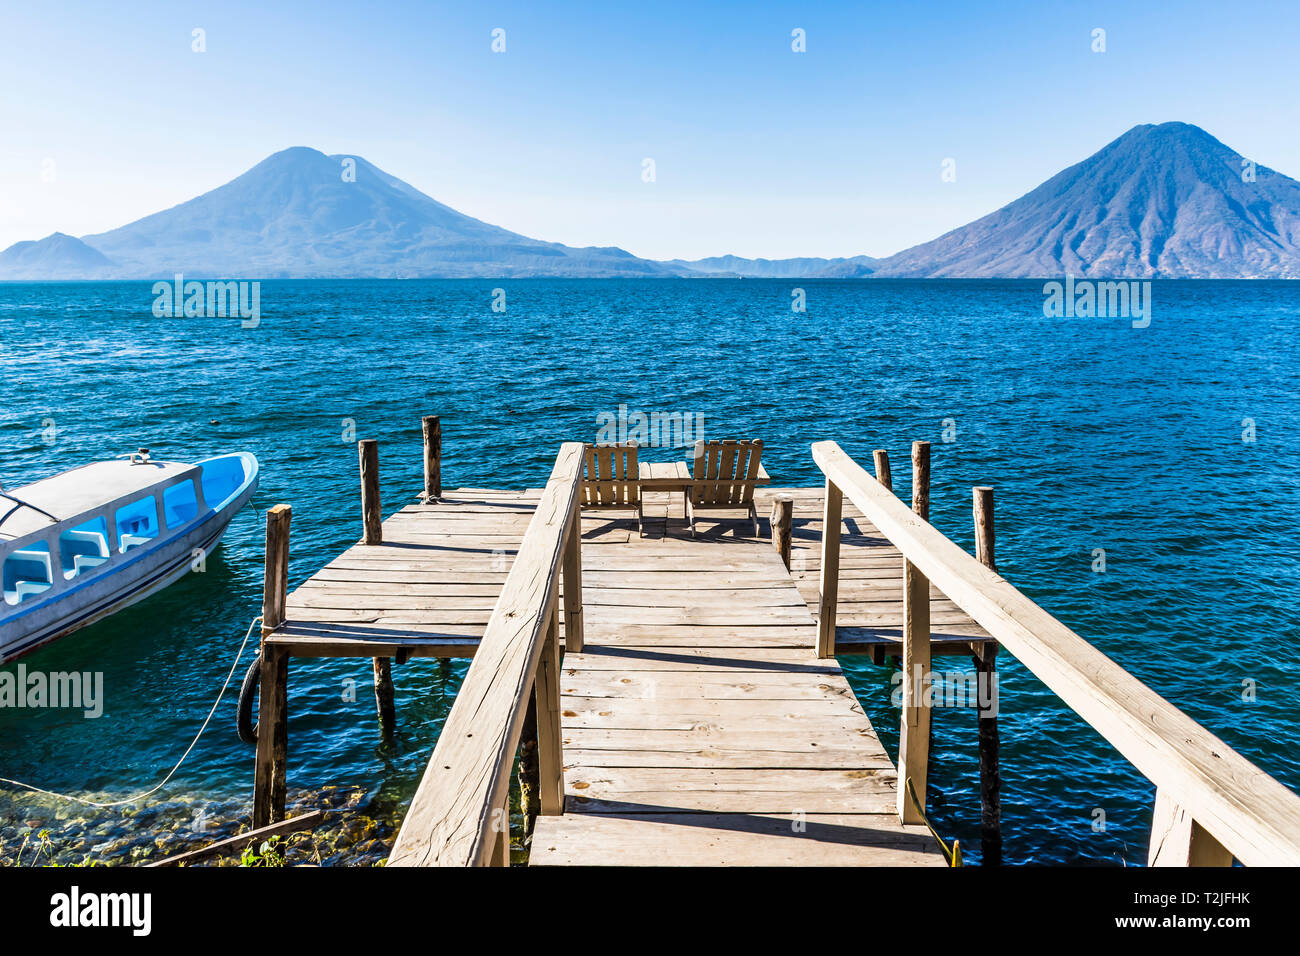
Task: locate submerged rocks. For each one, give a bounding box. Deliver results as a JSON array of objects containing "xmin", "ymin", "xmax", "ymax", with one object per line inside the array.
[{"xmin": 0, "ymin": 784, "xmax": 399, "ymax": 867}]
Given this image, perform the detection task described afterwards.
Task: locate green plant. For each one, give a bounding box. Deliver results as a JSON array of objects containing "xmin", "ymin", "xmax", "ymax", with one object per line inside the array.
[{"xmin": 239, "ymin": 835, "xmax": 286, "ymax": 867}]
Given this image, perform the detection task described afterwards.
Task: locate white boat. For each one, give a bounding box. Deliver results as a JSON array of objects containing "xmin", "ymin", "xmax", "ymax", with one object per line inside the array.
[{"xmin": 0, "ymin": 450, "xmax": 258, "ymax": 663}]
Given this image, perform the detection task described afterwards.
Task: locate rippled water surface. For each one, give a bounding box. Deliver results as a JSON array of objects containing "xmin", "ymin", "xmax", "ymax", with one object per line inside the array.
[{"xmin": 1, "ymin": 279, "xmax": 1297, "ymax": 865}]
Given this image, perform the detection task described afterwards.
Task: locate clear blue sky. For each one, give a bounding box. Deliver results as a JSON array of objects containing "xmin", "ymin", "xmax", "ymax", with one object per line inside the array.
[{"xmin": 2, "ymin": 0, "xmax": 1298, "ymax": 259}]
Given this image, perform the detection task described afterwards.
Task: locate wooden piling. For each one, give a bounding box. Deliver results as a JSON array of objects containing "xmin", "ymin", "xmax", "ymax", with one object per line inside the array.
[
  {"xmin": 253, "ymin": 504, "xmax": 291, "ymax": 829},
  {"xmin": 422, "ymin": 415, "xmax": 442, "ymax": 501},
  {"xmin": 973, "ymin": 485, "xmax": 1003, "ymax": 865},
  {"xmin": 816, "ymin": 480, "xmax": 842, "ymax": 658},
  {"xmin": 898, "ymin": 447, "xmax": 932, "ymax": 824},
  {"xmin": 973, "ymin": 486, "xmax": 995, "ymax": 571},
  {"xmin": 770, "ymin": 494, "xmax": 793, "ymax": 570},
  {"xmin": 535, "ymin": 602, "xmax": 564, "ymax": 815},
  {"xmin": 357, "ymin": 439, "xmax": 393, "ymax": 731},
  {"xmin": 373, "ymin": 658, "xmax": 396, "ymax": 734},
  {"xmin": 359, "ymin": 439, "xmax": 382, "ymax": 545},
  {"xmin": 873, "ymin": 450, "xmax": 892, "ymax": 492},
  {"xmin": 911, "ymin": 442, "xmax": 931, "ymax": 520},
  {"xmin": 562, "ymin": 492, "xmax": 585, "ymax": 653}
]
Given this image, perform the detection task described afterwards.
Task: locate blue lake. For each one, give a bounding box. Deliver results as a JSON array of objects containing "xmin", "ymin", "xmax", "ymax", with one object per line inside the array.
[{"xmin": 1, "ymin": 278, "xmax": 1297, "ymax": 865}]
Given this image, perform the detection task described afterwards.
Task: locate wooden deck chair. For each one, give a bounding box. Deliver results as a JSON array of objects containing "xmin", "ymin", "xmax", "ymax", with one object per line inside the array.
[
  {"xmin": 688, "ymin": 439, "xmax": 769, "ymax": 537},
  {"xmin": 580, "ymin": 441, "xmax": 643, "ymax": 535}
]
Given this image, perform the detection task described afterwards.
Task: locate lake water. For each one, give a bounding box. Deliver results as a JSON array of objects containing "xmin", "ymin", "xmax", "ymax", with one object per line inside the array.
[{"xmin": 1, "ymin": 278, "xmax": 1297, "ymax": 865}]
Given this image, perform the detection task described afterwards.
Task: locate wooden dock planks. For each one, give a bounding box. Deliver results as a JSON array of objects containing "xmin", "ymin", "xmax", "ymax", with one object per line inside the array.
[
  {"xmin": 755, "ymin": 487, "xmax": 995, "ymax": 662},
  {"xmin": 272, "ymin": 491, "xmax": 540, "ymax": 656},
  {"xmin": 530, "ymin": 528, "xmax": 944, "ymax": 866},
  {"xmin": 271, "ymin": 482, "xmax": 957, "ymax": 865}
]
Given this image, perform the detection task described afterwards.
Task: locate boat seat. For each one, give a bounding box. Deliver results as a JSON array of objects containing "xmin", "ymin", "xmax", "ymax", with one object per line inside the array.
[
  {"xmin": 3, "ymin": 548, "xmax": 54, "ymax": 604},
  {"xmin": 10, "ymin": 548, "xmax": 53, "ymax": 574},
  {"xmin": 119, "ymin": 533, "xmax": 153, "ymax": 552},
  {"xmin": 61, "ymin": 529, "xmax": 110, "ymax": 578},
  {"xmin": 64, "ymin": 529, "xmax": 109, "ymax": 553},
  {"xmin": 14, "ymin": 579, "xmax": 51, "ymax": 600},
  {"xmin": 70, "ymin": 553, "xmax": 109, "ymax": 577}
]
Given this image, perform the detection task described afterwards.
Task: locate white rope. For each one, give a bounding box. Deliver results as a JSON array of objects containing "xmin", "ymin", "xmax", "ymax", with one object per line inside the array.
[{"xmin": 0, "ymin": 615, "xmax": 263, "ymax": 809}]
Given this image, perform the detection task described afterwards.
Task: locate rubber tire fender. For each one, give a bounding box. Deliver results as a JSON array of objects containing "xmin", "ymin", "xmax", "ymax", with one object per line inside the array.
[{"xmin": 236, "ymin": 652, "xmax": 261, "ymax": 745}]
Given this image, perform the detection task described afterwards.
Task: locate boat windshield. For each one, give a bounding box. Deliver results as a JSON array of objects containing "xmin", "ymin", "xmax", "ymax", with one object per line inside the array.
[
  {"xmin": 201, "ymin": 456, "xmax": 249, "ymax": 511},
  {"xmin": 164, "ymin": 480, "xmax": 200, "ymax": 528}
]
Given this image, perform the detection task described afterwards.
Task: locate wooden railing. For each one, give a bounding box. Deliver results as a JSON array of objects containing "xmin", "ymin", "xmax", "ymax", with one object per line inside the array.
[
  {"xmin": 812, "ymin": 440, "xmax": 1300, "ymax": 867},
  {"xmin": 387, "ymin": 442, "xmax": 586, "ymax": 866}
]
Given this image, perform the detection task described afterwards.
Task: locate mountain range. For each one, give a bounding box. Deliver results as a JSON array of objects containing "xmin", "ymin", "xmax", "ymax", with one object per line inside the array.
[{"xmin": 4, "ymin": 123, "xmax": 1299, "ymax": 280}]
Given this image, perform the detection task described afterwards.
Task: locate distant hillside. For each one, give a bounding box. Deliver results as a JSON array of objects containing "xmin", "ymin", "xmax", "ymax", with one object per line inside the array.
[
  {"xmin": 2, "ymin": 148, "xmax": 683, "ymax": 279},
  {"xmin": 668, "ymin": 255, "xmax": 879, "ymax": 278},
  {"xmin": 872, "ymin": 123, "xmax": 1300, "ymax": 278},
  {"xmin": 0, "ymin": 233, "xmax": 116, "ymax": 279}
]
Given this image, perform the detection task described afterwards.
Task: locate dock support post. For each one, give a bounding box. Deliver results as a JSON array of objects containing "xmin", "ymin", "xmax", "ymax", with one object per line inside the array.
[
  {"xmin": 372, "ymin": 658, "xmax": 396, "ymax": 736},
  {"xmin": 359, "ymin": 439, "xmax": 382, "ymax": 545},
  {"xmin": 873, "ymin": 449, "xmax": 892, "ymax": 492},
  {"xmin": 816, "ymin": 480, "xmax": 842, "ymax": 658},
  {"xmin": 898, "ymin": 446, "xmax": 932, "ymax": 824},
  {"xmin": 422, "ymin": 415, "xmax": 442, "ymax": 501},
  {"xmin": 770, "ymin": 494, "xmax": 793, "ymax": 570},
  {"xmin": 253, "ymin": 504, "xmax": 291, "ymax": 829},
  {"xmin": 1148, "ymin": 789, "xmax": 1233, "ymax": 866},
  {"xmin": 973, "ymin": 486, "xmax": 1003, "ymax": 865},
  {"xmin": 535, "ymin": 601, "xmax": 564, "ymax": 815},
  {"xmin": 358, "ymin": 439, "xmax": 395, "ymax": 731},
  {"xmin": 911, "ymin": 442, "xmax": 930, "ymax": 520},
  {"xmin": 562, "ymin": 493, "xmax": 584, "ymax": 653},
  {"xmin": 974, "ymin": 486, "xmax": 995, "ymax": 570}
]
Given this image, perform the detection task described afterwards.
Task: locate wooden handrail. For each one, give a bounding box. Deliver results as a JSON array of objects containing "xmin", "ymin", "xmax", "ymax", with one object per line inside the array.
[
  {"xmin": 387, "ymin": 442, "xmax": 586, "ymax": 866},
  {"xmin": 812, "ymin": 440, "xmax": 1300, "ymax": 866}
]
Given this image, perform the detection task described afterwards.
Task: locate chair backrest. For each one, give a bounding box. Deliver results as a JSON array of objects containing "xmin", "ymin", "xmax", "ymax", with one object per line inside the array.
[
  {"xmin": 582, "ymin": 442, "xmax": 640, "ymax": 507},
  {"xmin": 692, "ymin": 439, "xmax": 762, "ymax": 506}
]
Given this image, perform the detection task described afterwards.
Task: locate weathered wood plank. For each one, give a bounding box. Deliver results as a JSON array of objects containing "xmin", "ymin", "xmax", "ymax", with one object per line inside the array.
[
  {"xmin": 530, "ymin": 813, "xmax": 942, "ymax": 867},
  {"xmin": 563, "ymin": 766, "xmax": 900, "ymax": 814},
  {"xmin": 148, "ymin": 810, "xmax": 326, "ymax": 867}
]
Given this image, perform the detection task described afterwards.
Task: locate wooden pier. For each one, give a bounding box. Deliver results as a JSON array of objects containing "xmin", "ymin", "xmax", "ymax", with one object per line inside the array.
[{"xmin": 247, "ymin": 424, "xmax": 1300, "ymax": 868}]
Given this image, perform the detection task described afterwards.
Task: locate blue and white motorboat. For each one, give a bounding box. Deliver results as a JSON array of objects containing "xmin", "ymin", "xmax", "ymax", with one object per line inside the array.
[{"xmin": 0, "ymin": 450, "xmax": 258, "ymax": 663}]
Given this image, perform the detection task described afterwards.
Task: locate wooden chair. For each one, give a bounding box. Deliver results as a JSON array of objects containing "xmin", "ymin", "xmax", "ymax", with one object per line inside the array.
[
  {"xmin": 688, "ymin": 439, "xmax": 769, "ymax": 537},
  {"xmin": 581, "ymin": 442, "xmax": 643, "ymax": 535}
]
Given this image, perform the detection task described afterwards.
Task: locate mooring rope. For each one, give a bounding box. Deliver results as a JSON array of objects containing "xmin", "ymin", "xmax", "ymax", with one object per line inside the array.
[
  {"xmin": 0, "ymin": 615, "xmax": 263, "ymax": 809},
  {"xmin": 905, "ymin": 776, "xmax": 962, "ymax": 867}
]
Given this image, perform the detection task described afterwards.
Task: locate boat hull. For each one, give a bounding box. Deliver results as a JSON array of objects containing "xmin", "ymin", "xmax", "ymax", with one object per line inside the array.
[{"xmin": 0, "ymin": 455, "xmax": 258, "ymax": 663}]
